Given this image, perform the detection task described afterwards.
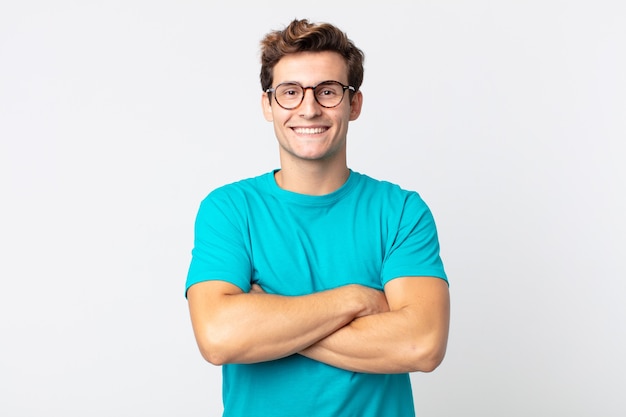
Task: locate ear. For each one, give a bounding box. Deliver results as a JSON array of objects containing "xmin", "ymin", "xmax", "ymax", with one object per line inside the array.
[
  {"xmin": 349, "ymin": 90, "xmax": 363, "ymax": 121},
  {"xmin": 262, "ymin": 92, "xmax": 273, "ymax": 121}
]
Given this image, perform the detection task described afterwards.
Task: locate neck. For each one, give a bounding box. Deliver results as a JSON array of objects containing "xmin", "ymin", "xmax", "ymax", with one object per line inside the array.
[{"xmin": 275, "ymin": 159, "xmax": 350, "ymax": 196}]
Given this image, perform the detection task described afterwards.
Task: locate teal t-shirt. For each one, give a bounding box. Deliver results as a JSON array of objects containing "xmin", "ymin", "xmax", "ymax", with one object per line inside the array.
[{"xmin": 186, "ymin": 170, "xmax": 447, "ymax": 417}]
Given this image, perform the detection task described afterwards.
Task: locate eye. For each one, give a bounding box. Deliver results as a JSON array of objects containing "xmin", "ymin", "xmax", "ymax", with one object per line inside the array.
[
  {"xmin": 277, "ymin": 84, "xmax": 302, "ymax": 98},
  {"xmin": 316, "ymin": 83, "xmax": 341, "ymax": 97}
]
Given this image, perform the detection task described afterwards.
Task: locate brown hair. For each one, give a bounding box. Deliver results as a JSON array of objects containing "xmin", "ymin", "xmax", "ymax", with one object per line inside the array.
[{"xmin": 259, "ymin": 19, "xmax": 365, "ymax": 94}]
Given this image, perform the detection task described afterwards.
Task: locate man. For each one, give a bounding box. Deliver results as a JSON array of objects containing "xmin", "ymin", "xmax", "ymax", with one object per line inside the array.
[{"xmin": 186, "ymin": 18, "xmax": 450, "ymax": 417}]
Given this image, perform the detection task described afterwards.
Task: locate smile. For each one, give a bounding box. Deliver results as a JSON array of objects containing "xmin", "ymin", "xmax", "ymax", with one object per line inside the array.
[{"xmin": 292, "ymin": 127, "xmax": 328, "ymax": 135}]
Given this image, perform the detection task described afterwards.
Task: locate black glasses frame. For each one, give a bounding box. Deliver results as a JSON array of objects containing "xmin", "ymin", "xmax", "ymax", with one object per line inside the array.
[{"xmin": 265, "ymin": 80, "xmax": 356, "ymax": 110}]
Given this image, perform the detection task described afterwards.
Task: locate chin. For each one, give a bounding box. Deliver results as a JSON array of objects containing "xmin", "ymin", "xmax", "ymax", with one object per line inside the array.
[
  {"xmin": 288, "ymin": 147, "xmax": 327, "ymax": 160},
  {"xmin": 281, "ymin": 142, "xmax": 343, "ymax": 162}
]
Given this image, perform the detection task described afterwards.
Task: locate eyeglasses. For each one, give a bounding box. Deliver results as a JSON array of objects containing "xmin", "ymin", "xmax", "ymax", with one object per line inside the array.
[{"xmin": 266, "ymin": 80, "xmax": 356, "ymax": 110}]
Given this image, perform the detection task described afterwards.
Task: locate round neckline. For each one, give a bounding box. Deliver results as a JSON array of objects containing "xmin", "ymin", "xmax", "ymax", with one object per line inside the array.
[{"xmin": 266, "ymin": 169, "xmax": 360, "ymax": 206}]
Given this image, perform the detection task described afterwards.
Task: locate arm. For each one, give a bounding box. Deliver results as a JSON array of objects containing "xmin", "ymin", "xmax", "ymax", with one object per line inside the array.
[
  {"xmin": 187, "ymin": 280, "xmax": 389, "ymax": 366},
  {"xmin": 299, "ymin": 276, "xmax": 450, "ymax": 374}
]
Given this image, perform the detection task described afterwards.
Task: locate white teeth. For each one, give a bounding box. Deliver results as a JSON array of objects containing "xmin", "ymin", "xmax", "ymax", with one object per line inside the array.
[{"xmin": 293, "ymin": 127, "xmax": 326, "ymax": 134}]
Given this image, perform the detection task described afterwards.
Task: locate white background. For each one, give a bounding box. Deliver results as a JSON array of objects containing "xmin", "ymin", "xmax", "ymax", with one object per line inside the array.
[{"xmin": 1, "ymin": 1, "xmax": 625, "ymax": 416}]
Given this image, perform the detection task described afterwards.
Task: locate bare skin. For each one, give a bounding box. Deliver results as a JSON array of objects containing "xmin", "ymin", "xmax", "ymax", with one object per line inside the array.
[
  {"xmin": 187, "ymin": 281, "xmax": 389, "ymax": 365},
  {"xmin": 298, "ymin": 277, "xmax": 450, "ymax": 373},
  {"xmin": 250, "ymin": 278, "xmax": 450, "ymax": 374}
]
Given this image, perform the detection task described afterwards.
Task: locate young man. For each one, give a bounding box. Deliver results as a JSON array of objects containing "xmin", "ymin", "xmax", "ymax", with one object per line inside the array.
[{"xmin": 186, "ymin": 19, "xmax": 450, "ymax": 417}]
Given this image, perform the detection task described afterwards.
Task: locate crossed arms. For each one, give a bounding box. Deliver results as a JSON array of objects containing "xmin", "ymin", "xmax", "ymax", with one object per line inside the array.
[{"xmin": 187, "ymin": 276, "xmax": 450, "ymax": 374}]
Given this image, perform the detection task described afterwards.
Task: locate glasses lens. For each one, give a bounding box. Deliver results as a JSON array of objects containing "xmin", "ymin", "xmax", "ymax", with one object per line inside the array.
[
  {"xmin": 314, "ymin": 82, "xmax": 345, "ymax": 108},
  {"xmin": 275, "ymin": 83, "xmax": 303, "ymax": 109}
]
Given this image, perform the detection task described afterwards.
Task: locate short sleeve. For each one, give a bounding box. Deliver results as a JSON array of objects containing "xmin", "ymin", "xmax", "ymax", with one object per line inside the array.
[
  {"xmin": 381, "ymin": 193, "xmax": 448, "ymax": 286},
  {"xmin": 185, "ymin": 190, "xmax": 253, "ymax": 296}
]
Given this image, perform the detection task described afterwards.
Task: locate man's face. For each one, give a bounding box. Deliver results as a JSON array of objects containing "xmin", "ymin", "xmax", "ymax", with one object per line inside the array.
[{"xmin": 262, "ymin": 51, "xmax": 362, "ymax": 165}]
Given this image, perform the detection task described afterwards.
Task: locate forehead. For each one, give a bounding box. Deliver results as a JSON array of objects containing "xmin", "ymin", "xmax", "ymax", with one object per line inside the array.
[{"xmin": 273, "ymin": 51, "xmax": 348, "ymax": 85}]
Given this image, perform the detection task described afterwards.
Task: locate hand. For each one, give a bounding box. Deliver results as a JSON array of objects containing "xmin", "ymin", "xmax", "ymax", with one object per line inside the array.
[
  {"xmin": 350, "ymin": 285, "xmax": 389, "ymax": 318},
  {"xmin": 249, "ymin": 283, "xmax": 266, "ymax": 294}
]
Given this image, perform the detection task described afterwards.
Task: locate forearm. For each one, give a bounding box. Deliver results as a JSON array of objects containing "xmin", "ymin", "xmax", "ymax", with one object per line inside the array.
[
  {"xmin": 206, "ymin": 291, "xmax": 356, "ymax": 364},
  {"xmin": 188, "ymin": 282, "xmax": 386, "ymax": 365},
  {"xmin": 300, "ymin": 278, "xmax": 450, "ymax": 374},
  {"xmin": 300, "ymin": 309, "xmax": 447, "ymax": 373}
]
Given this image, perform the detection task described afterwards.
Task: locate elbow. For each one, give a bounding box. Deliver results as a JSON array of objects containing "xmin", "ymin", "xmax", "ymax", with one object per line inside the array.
[
  {"xmin": 414, "ymin": 349, "xmax": 446, "ymax": 373},
  {"xmin": 404, "ymin": 338, "xmax": 447, "ymax": 373},
  {"xmin": 199, "ymin": 344, "xmax": 230, "ymax": 366},
  {"xmin": 196, "ymin": 329, "xmax": 240, "ymax": 366}
]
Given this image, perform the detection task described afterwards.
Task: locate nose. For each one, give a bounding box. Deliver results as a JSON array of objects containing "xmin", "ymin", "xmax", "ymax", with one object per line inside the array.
[{"xmin": 299, "ymin": 87, "xmax": 322, "ymax": 117}]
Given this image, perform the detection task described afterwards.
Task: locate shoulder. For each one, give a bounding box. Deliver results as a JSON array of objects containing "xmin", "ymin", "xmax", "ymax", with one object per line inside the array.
[
  {"xmin": 353, "ymin": 172, "xmax": 428, "ymax": 209},
  {"xmin": 201, "ymin": 172, "xmax": 273, "ymax": 206},
  {"xmin": 193, "ymin": 172, "xmax": 274, "ymax": 226}
]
